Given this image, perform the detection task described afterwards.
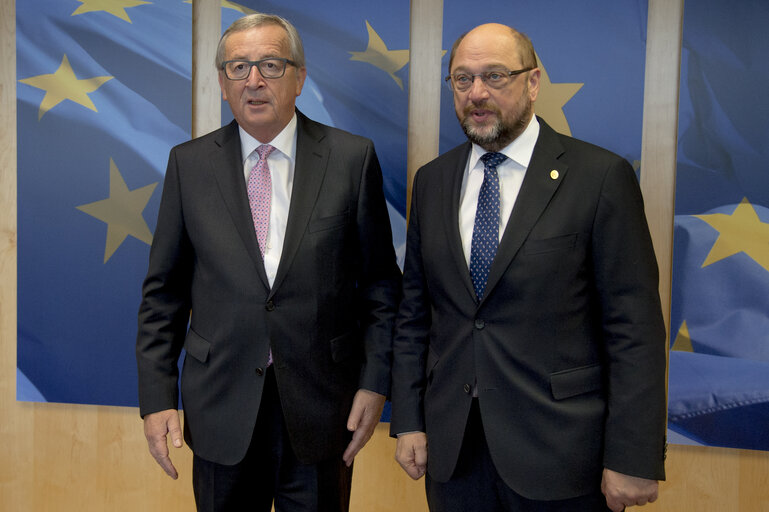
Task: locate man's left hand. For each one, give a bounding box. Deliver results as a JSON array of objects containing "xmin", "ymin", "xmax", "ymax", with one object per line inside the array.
[
  {"xmin": 601, "ymin": 468, "xmax": 659, "ymax": 512},
  {"xmin": 342, "ymin": 389, "xmax": 386, "ymax": 466}
]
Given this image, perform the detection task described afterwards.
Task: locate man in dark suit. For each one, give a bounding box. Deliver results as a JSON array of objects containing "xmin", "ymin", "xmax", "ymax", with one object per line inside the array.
[
  {"xmin": 136, "ymin": 14, "xmax": 400, "ymax": 512},
  {"xmin": 391, "ymin": 23, "xmax": 666, "ymax": 512}
]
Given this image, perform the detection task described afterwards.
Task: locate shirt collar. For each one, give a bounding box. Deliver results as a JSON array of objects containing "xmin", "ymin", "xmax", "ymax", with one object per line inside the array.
[
  {"xmin": 239, "ymin": 112, "xmax": 298, "ymax": 164},
  {"xmin": 469, "ymin": 114, "xmax": 540, "ymax": 171}
]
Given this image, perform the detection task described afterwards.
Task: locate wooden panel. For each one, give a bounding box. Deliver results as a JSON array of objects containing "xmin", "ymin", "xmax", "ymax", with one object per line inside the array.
[
  {"xmin": 2, "ymin": 0, "xmax": 769, "ymax": 509},
  {"xmin": 192, "ymin": 0, "xmax": 221, "ymax": 138},
  {"xmin": 406, "ymin": 0, "xmax": 444, "ymax": 215},
  {"xmin": 640, "ymin": 0, "xmax": 683, "ymax": 334}
]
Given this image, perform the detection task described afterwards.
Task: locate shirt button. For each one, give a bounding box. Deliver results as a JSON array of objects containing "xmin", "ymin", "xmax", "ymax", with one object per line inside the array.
[
  {"xmin": 255, "ymin": 367, "xmax": 264, "ymax": 376},
  {"xmin": 474, "ymin": 319, "xmax": 485, "ymax": 330}
]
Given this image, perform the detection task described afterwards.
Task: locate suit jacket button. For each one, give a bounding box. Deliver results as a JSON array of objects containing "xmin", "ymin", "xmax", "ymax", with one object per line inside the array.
[
  {"xmin": 474, "ymin": 319, "xmax": 485, "ymax": 329},
  {"xmin": 464, "ymin": 384, "xmax": 471, "ymax": 394},
  {"xmin": 255, "ymin": 367, "xmax": 264, "ymax": 376},
  {"xmin": 265, "ymin": 301, "xmax": 275, "ymax": 312}
]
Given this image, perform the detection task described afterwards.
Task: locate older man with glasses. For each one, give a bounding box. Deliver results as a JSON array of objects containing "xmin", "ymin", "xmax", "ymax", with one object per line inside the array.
[
  {"xmin": 391, "ymin": 22, "xmax": 667, "ymax": 512},
  {"xmin": 136, "ymin": 13, "xmax": 400, "ymax": 512}
]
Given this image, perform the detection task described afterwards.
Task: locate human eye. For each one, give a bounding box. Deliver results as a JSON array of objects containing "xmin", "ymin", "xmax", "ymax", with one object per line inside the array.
[
  {"xmin": 263, "ymin": 60, "xmax": 278, "ymax": 70},
  {"xmin": 233, "ymin": 61, "xmax": 248, "ymax": 71},
  {"xmin": 486, "ymin": 71, "xmax": 505, "ymax": 82},
  {"xmin": 454, "ymin": 74, "xmax": 471, "ymax": 84}
]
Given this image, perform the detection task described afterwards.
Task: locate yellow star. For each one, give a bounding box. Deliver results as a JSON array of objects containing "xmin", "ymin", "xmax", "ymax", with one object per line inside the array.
[
  {"xmin": 71, "ymin": 0, "xmax": 151, "ymax": 23},
  {"xmin": 220, "ymin": 0, "xmax": 256, "ymax": 14},
  {"xmin": 695, "ymin": 197, "xmax": 769, "ymax": 271},
  {"xmin": 18, "ymin": 55, "xmax": 113, "ymax": 121},
  {"xmin": 350, "ymin": 21, "xmax": 411, "ymax": 90},
  {"xmin": 534, "ymin": 54, "xmax": 583, "ymax": 136},
  {"xmin": 671, "ymin": 321, "xmax": 694, "ymax": 352},
  {"xmin": 76, "ymin": 158, "xmax": 158, "ymax": 263}
]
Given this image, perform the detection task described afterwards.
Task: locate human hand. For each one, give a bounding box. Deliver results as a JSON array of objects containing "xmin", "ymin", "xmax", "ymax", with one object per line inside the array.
[
  {"xmin": 143, "ymin": 409, "xmax": 183, "ymax": 479},
  {"xmin": 342, "ymin": 389, "xmax": 386, "ymax": 466},
  {"xmin": 395, "ymin": 432, "xmax": 428, "ymax": 480},
  {"xmin": 601, "ymin": 468, "xmax": 659, "ymax": 511}
]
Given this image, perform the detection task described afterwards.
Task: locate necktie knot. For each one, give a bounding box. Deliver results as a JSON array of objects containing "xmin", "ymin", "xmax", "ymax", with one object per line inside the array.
[
  {"xmin": 480, "ymin": 151, "xmax": 507, "ymax": 171},
  {"xmin": 256, "ymin": 144, "xmax": 275, "ymax": 161}
]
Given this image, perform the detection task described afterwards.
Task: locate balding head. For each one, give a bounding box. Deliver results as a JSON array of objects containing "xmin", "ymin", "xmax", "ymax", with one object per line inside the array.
[{"xmin": 448, "ymin": 23, "xmax": 536, "ymax": 74}]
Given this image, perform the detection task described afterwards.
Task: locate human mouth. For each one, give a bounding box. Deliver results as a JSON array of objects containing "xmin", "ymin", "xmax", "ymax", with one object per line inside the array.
[
  {"xmin": 247, "ymin": 98, "xmax": 268, "ymax": 106},
  {"xmin": 465, "ymin": 104, "xmax": 497, "ymax": 124}
]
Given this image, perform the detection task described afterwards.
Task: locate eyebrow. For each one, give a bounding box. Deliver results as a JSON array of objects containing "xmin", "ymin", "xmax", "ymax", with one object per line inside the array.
[{"xmin": 452, "ymin": 64, "xmax": 510, "ymax": 73}]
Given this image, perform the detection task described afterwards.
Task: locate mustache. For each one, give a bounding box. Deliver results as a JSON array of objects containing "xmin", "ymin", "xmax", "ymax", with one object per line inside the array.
[{"xmin": 462, "ymin": 102, "xmax": 501, "ymax": 117}]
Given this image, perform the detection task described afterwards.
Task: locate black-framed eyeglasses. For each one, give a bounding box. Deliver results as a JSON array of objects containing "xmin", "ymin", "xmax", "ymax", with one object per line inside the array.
[
  {"xmin": 444, "ymin": 67, "xmax": 534, "ymax": 92},
  {"xmin": 221, "ymin": 58, "xmax": 297, "ymax": 80}
]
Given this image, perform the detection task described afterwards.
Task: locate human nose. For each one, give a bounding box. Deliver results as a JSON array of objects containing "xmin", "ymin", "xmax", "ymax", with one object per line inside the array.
[
  {"xmin": 244, "ymin": 63, "xmax": 265, "ymax": 87},
  {"xmin": 466, "ymin": 75, "xmax": 490, "ymax": 101}
]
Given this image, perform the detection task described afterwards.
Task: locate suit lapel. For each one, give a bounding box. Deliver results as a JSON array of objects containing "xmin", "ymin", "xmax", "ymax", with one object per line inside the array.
[
  {"xmin": 269, "ymin": 112, "xmax": 327, "ymax": 296},
  {"xmin": 210, "ymin": 121, "xmax": 271, "ymax": 288},
  {"xmin": 483, "ymin": 119, "xmax": 568, "ymax": 303},
  {"xmin": 442, "ymin": 143, "xmax": 478, "ymax": 301}
]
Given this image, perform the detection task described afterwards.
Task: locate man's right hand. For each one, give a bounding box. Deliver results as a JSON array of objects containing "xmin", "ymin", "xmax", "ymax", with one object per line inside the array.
[
  {"xmin": 395, "ymin": 432, "xmax": 428, "ymax": 480},
  {"xmin": 143, "ymin": 409, "xmax": 183, "ymax": 479}
]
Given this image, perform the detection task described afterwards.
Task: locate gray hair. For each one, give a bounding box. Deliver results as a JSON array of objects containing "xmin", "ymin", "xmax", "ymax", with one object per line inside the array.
[{"xmin": 215, "ymin": 13, "xmax": 306, "ymax": 69}]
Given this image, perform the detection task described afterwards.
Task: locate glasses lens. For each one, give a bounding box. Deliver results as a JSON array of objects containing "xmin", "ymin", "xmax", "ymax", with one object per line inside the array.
[
  {"xmin": 453, "ymin": 74, "xmax": 472, "ymax": 91},
  {"xmin": 258, "ymin": 59, "xmax": 286, "ymax": 78},
  {"xmin": 226, "ymin": 61, "xmax": 251, "ymax": 80}
]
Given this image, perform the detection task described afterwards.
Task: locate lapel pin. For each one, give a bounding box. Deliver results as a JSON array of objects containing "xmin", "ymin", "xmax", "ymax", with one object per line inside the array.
[{"xmin": 550, "ymin": 170, "xmax": 559, "ymax": 180}]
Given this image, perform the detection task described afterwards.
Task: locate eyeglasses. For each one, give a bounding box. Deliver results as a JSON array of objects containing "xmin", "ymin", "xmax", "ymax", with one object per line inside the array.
[
  {"xmin": 445, "ymin": 67, "xmax": 534, "ymax": 92},
  {"xmin": 221, "ymin": 58, "xmax": 297, "ymax": 80}
]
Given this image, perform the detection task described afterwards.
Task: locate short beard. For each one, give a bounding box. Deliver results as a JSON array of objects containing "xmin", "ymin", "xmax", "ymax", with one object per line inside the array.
[{"xmin": 459, "ymin": 98, "xmax": 532, "ymax": 152}]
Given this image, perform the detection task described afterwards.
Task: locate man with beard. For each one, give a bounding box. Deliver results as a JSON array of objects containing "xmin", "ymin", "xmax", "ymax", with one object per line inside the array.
[{"xmin": 390, "ymin": 23, "xmax": 667, "ymax": 512}]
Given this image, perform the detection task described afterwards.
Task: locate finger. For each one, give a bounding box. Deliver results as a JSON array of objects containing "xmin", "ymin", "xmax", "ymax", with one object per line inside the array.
[
  {"xmin": 167, "ymin": 416, "xmax": 184, "ymax": 448},
  {"xmin": 157, "ymin": 454, "xmax": 179, "ymax": 479},
  {"xmin": 342, "ymin": 430, "xmax": 365, "ymax": 466}
]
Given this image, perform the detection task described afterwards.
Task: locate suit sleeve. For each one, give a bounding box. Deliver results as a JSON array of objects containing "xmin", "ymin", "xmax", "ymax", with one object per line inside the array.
[
  {"xmin": 135, "ymin": 147, "xmax": 193, "ymax": 417},
  {"xmin": 390, "ymin": 168, "xmax": 431, "ymax": 436},
  {"xmin": 353, "ymin": 141, "xmax": 402, "ymax": 396},
  {"xmin": 592, "ymin": 157, "xmax": 667, "ymax": 480}
]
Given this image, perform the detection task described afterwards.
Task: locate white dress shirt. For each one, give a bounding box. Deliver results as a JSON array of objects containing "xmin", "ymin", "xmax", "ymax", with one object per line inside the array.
[
  {"xmin": 458, "ymin": 115, "xmax": 540, "ymax": 265},
  {"xmin": 239, "ymin": 114, "xmax": 298, "ymax": 287}
]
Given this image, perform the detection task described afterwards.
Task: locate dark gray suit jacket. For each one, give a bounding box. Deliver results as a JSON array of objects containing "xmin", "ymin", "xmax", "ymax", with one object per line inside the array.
[
  {"xmin": 391, "ymin": 118, "xmax": 666, "ymax": 500},
  {"xmin": 137, "ymin": 111, "xmax": 400, "ymax": 466}
]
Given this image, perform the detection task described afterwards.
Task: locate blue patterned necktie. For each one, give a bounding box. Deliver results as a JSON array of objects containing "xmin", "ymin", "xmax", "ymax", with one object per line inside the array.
[{"xmin": 469, "ymin": 152, "xmax": 507, "ymax": 301}]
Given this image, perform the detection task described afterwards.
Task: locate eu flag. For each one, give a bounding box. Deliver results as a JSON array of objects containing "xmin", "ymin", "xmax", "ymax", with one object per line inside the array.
[
  {"xmin": 16, "ymin": 0, "xmax": 191, "ymax": 405},
  {"xmin": 669, "ymin": 0, "xmax": 769, "ymax": 451}
]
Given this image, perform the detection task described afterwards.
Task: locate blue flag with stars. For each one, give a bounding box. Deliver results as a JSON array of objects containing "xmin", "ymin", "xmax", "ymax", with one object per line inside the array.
[
  {"xmin": 668, "ymin": 0, "xmax": 769, "ymax": 451},
  {"xmin": 16, "ymin": 0, "xmax": 191, "ymax": 405}
]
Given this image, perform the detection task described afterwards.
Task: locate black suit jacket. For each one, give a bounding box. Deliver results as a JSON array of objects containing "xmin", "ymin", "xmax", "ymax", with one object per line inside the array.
[
  {"xmin": 391, "ymin": 118, "xmax": 666, "ymax": 500},
  {"xmin": 136, "ymin": 111, "xmax": 400, "ymax": 466}
]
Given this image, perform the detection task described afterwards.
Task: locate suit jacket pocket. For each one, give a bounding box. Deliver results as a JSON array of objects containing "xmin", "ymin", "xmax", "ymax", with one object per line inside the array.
[
  {"xmin": 550, "ymin": 363, "xmax": 603, "ymax": 400},
  {"xmin": 184, "ymin": 329, "xmax": 211, "ymax": 363},
  {"xmin": 309, "ymin": 211, "xmax": 349, "ymax": 233},
  {"xmin": 523, "ymin": 233, "xmax": 578, "ymax": 255}
]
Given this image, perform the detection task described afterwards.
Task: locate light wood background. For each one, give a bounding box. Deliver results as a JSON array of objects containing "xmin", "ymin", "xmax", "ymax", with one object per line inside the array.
[{"xmin": 2, "ymin": 0, "xmax": 768, "ymax": 510}]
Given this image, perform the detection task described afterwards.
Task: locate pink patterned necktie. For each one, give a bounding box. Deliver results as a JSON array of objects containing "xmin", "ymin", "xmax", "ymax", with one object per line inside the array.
[
  {"xmin": 247, "ymin": 144, "xmax": 275, "ymax": 367},
  {"xmin": 247, "ymin": 144, "xmax": 275, "ymax": 256}
]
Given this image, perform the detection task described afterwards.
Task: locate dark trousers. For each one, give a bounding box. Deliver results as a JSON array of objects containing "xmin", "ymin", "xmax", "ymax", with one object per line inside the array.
[
  {"xmin": 192, "ymin": 367, "xmax": 353, "ymax": 512},
  {"xmin": 426, "ymin": 400, "xmax": 612, "ymax": 512}
]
